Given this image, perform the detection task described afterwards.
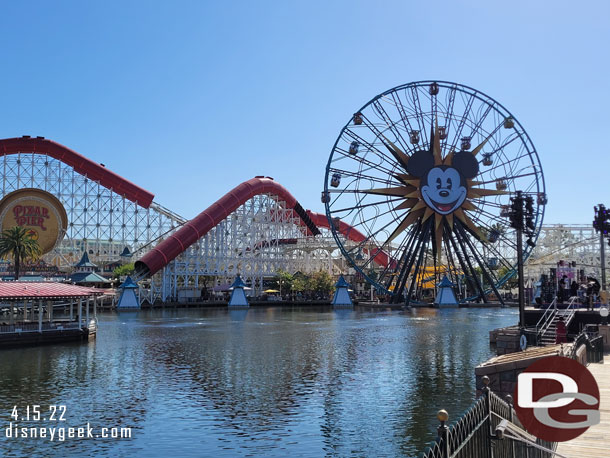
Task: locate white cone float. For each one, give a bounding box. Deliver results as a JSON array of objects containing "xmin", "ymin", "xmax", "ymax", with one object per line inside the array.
[
  {"xmin": 228, "ymin": 275, "xmax": 249, "ymax": 308},
  {"xmin": 435, "ymin": 275, "xmax": 459, "ymax": 308},
  {"xmin": 332, "ymin": 275, "xmax": 353, "ymax": 309},
  {"xmin": 116, "ymin": 276, "xmax": 140, "ymax": 309}
]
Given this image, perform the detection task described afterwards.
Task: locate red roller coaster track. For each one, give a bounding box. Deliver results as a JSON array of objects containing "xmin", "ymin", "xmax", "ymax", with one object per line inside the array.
[
  {"xmin": 0, "ymin": 137, "xmax": 155, "ymax": 208},
  {"xmin": 135, "ymin": 177, "xmax": 393, "ymax": 278},
  {"xmin": 135, "ymin": 177, "xmax": 321, "ymax": 277},
  {"xmin": 306, "ymin": 211, "xmax": 393, "ymax": 269},
  {"xmin": 0, "ymin": 136, "xmax": 392, "ymax": 277}
]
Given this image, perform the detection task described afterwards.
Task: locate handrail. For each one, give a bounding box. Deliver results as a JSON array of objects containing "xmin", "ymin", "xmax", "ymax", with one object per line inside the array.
[
  {"xmin": 149, "ymin": 201, "xmax": 187, "ymax": 225},
  {"xmin": 0, "ymin": 321, "xmax": 83, "ymax": 334},
  {"xmin": 536, "ymin": 297, "xmax": 558, "ymax": 342},
  {"xmin": 536, "ymin": 297, "xmax": 557, "ymax": 328},
  {"xmin": 559, "ymin": 296, "xmax": 578, "ymax": 326},
  {"xmin": 418, "ymin": 382, "xmax": 557, "ymax": 457},
  {"xmin": 537, "ymin": 296, "xmax": 580, "ymax": 344},
  {"xmin": 569, "ymin": 331, "xmax": 604, "ymax": 364}
]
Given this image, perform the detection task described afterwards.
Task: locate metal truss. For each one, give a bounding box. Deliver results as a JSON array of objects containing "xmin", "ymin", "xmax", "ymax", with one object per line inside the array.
[
  {"xmin": 525, "ymin": 224, "xmax": 607, "ymax": 281},
  {"xmin": 139, "ymin": 220, "xmax": 608, "ymax": 303},
  {"xmin": 0, "ymin": 151, "xmax": 348, "ymax": 303},
  {"xmin": 453, "ymin": 224, "xmax": 606, "ymax": 286},
  {"xmin": 0, "ymin": 152, "xmax": 185, "ymax": 269},
  {"xmin": 141, "ymin": 194, "xmax": 344, "ymax": 303}
]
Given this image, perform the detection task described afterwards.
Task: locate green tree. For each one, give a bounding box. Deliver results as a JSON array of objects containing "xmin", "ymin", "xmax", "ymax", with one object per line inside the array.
[
  {"xmin": 473, "ymin": 266, "xmax": 485, "ymax": 287},
  {"xmin": 113, "ymin": 263, "xmax": 135, "ymax": 278},
  {"xmin": 273, "ymin": 269, "xmax": 294, "ymax": 295},
  {"xmin": 311, "ymin": 270, "xmax": 334, "ymax": 295},
  {"xmin": 0, "ymin": 226, "xmax": 42, "ymax": 280},
  {"xmin": 292, "ymin": 276, "xmax": 307, "ymax": 293}
]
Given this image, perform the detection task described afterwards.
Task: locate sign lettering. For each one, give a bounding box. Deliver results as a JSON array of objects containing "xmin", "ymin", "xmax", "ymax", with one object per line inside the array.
[{"xmin": 12, "ymin": 205, "xmax": 50, "ymax": 230}]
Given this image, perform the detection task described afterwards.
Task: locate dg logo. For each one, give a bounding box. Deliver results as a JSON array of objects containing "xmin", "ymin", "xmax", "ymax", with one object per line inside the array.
[{"xmin": 514, "ymin": 356, "xmax": 600, "ymax": 442}]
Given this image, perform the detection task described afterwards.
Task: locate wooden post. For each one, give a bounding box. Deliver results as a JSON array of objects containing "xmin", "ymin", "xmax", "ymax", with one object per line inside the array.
[
  {"xmin": 23, "ymin": 300, "xmax": 27, "ymax": 321},
  {"xmin": 70, "ymin": 300, "xmax": 73, "ymax": 321},
  {"xmin": 48, "ymin": 300, "xmax": 53, "ymax": 322},
  {"xmin": 93, "ymin": 296, "xmax": 97, "ymax": 318},
  {"xmin": 78, "ymin": 298, "xmax": 82, "ymax": 327},
  {"xmin": 9, "ymin": 303, "xmax": 14, "ymax": 325},
  {"xmin": 86, "ymin": 297, "xmax": 90, "ymax": 324},
  {"xmin": 38, "ymin": 300, "xmax": 43, "ymax": 332}
]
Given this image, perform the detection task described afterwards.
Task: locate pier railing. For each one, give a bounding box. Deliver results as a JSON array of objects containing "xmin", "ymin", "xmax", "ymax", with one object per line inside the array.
[
  {"xmin": 421, "ymin": 327, "xmax": 604, "ymax": 458},
  {"xmin": 570, "ymin": 330, "xmax": 604, "ymax": 364},
  {"xmin": 419, "ymin": 377, "xmax": 557, "ymax": 458},
  {"xmin": 0, "ymin": 321, "xmax": 82, "ymax": 334}
]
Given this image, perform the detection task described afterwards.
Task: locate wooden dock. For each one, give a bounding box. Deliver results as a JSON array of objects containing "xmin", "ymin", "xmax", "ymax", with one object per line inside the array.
[{"xmin": 555, "ymin": 354, "xmax": 609, "ymax": 457}]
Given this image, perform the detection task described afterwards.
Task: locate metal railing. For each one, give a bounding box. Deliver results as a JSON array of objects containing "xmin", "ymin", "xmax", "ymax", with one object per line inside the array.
[
  {"xmin": 419, "ymin": 327, "xmax": 604, "ymax": 457},
  {"xmin": 0, "ymin": 321, "xmax": 83, "ymax": 334},
  {"xmin": 587, "ymin": 335, "xmax": 604, "ymax": 363},
  {"xmin": 569, "ymin": 331, "xmax": 604, "ymax": 364},
  {"xmin": 558, "ymin": 296, "xmax": 578, "ymax": 325},
  {"xmin": 419, "ymin": 379, "xmax": 557, "ymax": 458},
  {"xmin": 535, "ymin": 297, "xmax": 557, "ymax": 343},
  {"xmin": 420, "ymin": 323, "xmax": 604, "ymax": 457},
  {"xmin": 535, "ymin": 296, "xmax": 579, "ymax": 345}
]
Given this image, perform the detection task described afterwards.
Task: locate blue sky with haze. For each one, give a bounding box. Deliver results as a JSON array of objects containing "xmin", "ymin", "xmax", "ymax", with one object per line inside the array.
[{"xmin": 1, "ymin": 1, "xmax": 608, "ymax": 225}]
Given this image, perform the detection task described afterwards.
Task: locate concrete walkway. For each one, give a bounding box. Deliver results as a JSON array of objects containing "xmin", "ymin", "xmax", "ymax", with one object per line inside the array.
[{"xmin": 555, "ymin": 354, "xmax": 609, "ymax": 457}]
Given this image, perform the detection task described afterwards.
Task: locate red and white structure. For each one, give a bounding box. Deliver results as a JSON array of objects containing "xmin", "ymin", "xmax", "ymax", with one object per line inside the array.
[
  {"xmin": 133, "ymin": 177, "xmax": 377, "ymax": 302},
  {"xmin": 0, "ymin": 137, "xmax": 369, "ymax": 303},
  {"xmin": 0, "ymin": 136, "xmax": 599, "ymax": 305},
  {"xmin": 0, "ymin": 137, "xmax": 183, "ymax": 269}
]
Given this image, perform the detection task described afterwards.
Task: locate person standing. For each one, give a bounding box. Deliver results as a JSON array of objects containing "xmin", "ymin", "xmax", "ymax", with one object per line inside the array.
[
  {"xmin": 586, "ymin": 276, "xmax": 601, "ymax": 310},
  {"xmin": 586, "ymin": 277, "xmax": 594, "ymax": 310},
  {"xmin": 592, "ymin": 277, "xmax": 601, "ymax": 307},
  {"xmin": 570, "ymin": 280, "xmax": 578, "ymax": 300},
  {"xmin": 558, "ymin": 275, "xmax": 567, "ymax": 303}
]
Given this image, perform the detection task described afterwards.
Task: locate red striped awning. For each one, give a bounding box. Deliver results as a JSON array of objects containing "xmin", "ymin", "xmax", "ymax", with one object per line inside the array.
[{"xmin": 0, "ymin": 282, "xmax": 105, "ymax": 300}]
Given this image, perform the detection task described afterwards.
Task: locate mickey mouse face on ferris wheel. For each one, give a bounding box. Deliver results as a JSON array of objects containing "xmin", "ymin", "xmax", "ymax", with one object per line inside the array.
[{"xmin": 406, "ymin": 150, "xmax": 480, "ymax": 216}]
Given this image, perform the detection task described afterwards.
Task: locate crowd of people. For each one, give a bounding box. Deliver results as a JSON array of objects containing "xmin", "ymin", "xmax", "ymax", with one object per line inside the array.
[{"xmin": 557, "ymin": 274, "xmax": 601, "ymax": 310}]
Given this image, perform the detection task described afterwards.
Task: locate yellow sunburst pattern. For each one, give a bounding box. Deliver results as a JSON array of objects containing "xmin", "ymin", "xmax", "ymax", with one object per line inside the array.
[
  {"xmin": 361, "ymin": 122, "xmax": 507, "ymax": 257},
  {"xmin": 351, "ymin": 115, "xmax": 518, "ymax": 304}
]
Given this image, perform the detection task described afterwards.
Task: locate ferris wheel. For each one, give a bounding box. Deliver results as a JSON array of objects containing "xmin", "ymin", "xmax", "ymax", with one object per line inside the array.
[{"xmin": 323, "ymin": 81, "xmax": 546, "ymax": 304}]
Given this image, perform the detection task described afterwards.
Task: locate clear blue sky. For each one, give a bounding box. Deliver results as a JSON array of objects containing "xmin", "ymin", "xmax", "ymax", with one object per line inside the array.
[{"xmin": 1, "ymin": 1, "xmax": 608, "ymax": 225}]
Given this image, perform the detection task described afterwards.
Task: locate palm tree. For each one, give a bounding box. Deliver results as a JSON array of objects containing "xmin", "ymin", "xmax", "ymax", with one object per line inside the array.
[{"xmin": 0, "ymin": 226, "xmax": 42, "ymax": 280}]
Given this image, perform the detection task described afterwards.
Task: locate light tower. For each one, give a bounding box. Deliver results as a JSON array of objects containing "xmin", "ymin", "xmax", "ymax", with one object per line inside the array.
[
  {"xmin": 593, "ymin": 204, "xmax": 609, "ymax": 292},
  {"xmin": 509, "ymin": 191, "xmax": 536, "ymax": 328}
]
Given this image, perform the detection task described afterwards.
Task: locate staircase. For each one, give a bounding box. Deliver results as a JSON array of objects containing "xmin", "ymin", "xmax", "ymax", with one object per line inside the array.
[
  {"xmin": 539, "ymin": 318, "xmax": 560, "ymax": 345},
  {"xmin": 538, "ymin": 296, "xmax": 578, "ymax": 345}
]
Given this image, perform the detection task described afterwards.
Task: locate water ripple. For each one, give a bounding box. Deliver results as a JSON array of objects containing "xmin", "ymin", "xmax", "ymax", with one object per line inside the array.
[{"xmin": 0, "ymin": 307, "xmax": 517, "ymax": 457}]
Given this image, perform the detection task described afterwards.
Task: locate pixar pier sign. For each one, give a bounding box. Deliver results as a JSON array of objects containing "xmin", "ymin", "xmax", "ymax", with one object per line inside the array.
[
  {"xmin": 12, "ymin": 205, "xmax": 51, "ymax": 231},
  {"xmin": 0, "ymin": 188, "xmax": 68, "ymax": 255}
]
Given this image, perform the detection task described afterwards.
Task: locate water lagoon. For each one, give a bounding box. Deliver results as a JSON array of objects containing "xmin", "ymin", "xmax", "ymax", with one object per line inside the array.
[{"xmin": 0, "ymin": 307, "xmax": 517, "ymax": 457}]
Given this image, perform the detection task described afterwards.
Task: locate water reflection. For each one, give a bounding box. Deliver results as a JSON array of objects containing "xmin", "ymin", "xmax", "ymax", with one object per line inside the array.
[{"xmin": 0, "ymin": 307, "xmax": 517, "ymax": 457}]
